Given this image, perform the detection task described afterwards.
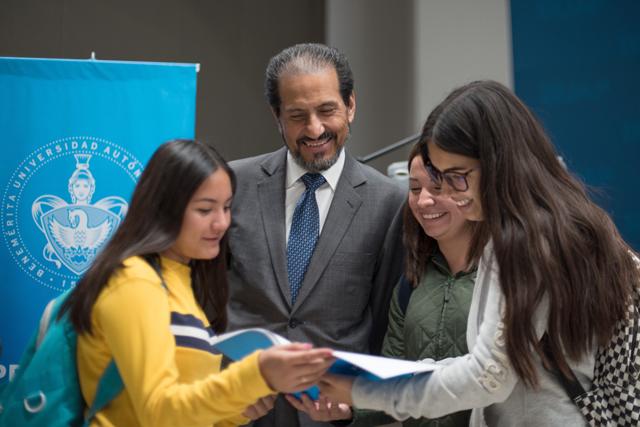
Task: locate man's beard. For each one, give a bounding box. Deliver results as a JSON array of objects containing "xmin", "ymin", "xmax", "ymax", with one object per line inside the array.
[
  {"xmin": 292, "ymin": 146, "xmax": 342, "ymax": 173},
  {"xmin": 288, "ymin": 129, "xmax": 349, "ymax": 173}
]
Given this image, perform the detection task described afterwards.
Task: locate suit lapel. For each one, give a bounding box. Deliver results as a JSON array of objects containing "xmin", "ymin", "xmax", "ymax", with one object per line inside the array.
[
  {"xmin": 292, "ymin": 153, "xmax": 365, "ymax": 312},
  {"xmin": 256, "ymin": 148, "xmax": 292, "ymax": 307}
]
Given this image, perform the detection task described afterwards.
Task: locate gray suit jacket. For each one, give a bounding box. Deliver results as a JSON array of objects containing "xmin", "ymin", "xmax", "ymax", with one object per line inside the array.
[{"xmin": 226, "ymin": 147, "xmax": 405, "ymax": 426}]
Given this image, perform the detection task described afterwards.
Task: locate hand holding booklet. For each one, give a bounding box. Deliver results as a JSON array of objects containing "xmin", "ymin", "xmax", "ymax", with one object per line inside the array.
[{"xmin": 212, "ymin": 328, "xmax": 437, "ymax": 399}]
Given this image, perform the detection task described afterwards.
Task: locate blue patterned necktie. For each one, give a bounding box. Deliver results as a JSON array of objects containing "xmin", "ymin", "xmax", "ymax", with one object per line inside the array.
[{"xmin": 287, "ymin": 173, "xmax": 326, "ymax": 304}]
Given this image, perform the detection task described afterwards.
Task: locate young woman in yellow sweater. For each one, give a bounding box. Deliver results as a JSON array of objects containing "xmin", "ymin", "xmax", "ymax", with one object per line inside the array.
[{"xmin": 60, "ymin": 139, "xmax": 334, "ymax": 427}]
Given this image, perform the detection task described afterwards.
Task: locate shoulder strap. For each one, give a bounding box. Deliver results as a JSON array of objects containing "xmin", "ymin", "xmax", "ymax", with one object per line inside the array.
[
  {"xmin": 36, "ymin": 298, "xmax": 58, "ymax": 348},
  {"xmin": 141, "ymin": 254, "xmax": 168, "ymax": 291},
  {"xmin": 84, "ymin": 361, "xmax": 123, "ymax": 425},
  {"xmin": 397, "ymin": 275, "xmax": 414, "ymax": 316},
  {"xmin": 541, "ymin": 333, "xmax": 586, "ymax": 401}
]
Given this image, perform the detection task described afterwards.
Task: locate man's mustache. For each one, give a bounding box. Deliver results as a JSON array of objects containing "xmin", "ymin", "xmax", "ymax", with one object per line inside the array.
[{"xmin": 297, "ymin": 132, "xmax": 336, "ymax": 145}]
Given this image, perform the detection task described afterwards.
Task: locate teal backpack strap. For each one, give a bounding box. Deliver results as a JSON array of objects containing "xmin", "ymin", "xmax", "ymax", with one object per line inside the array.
[
  {"xmin": 142, "ymin": 254, "xmax": 168, "ymax": 290},
  {"xmin": 83, "ymin": 360, "xmax": 123, "ymax": 425}
]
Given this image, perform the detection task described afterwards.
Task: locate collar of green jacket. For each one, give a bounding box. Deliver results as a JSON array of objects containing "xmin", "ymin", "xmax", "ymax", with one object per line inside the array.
[{"xmin": 429, "ymin": 249, "xmax": 477, "ymax": 279}]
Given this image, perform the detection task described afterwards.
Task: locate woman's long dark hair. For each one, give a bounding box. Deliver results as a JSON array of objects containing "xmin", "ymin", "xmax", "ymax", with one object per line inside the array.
[
  {"xmin": 404, "ymin": 115, "xmax": 478, "ymax": 286},
  {"xmin": 403, "ymin": 142, "xmax": 438, "ymax": 287},
  {"xmin": 421, "ymin": 80, "xmax": 639, "ymax": 386},
  {"xmin": 60, "ymin": 139, "xmax": 236, "ymax": 334}
]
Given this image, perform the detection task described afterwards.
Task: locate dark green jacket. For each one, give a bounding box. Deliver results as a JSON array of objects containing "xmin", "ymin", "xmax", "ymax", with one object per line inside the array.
[{"xmin": 351, "ymin": 253, "xmax": 476, "ymax": 427}]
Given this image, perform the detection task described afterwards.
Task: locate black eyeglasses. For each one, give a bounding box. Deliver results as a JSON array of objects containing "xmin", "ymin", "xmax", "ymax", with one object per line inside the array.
[{"xmin": 425, "ymin": 159, "xmax": 477, "ymax": 192}]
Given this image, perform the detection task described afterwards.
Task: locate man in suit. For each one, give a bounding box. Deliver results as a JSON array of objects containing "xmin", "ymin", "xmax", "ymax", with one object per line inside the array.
[{"xmin": 226, "ymin": 43, "xmax": 405, "ymax": 427}]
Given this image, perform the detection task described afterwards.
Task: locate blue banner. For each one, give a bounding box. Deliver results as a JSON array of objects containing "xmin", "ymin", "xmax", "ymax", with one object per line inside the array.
[{"xmin": 0, "ymin": 57, "xmax": 197, "ymax": 383}]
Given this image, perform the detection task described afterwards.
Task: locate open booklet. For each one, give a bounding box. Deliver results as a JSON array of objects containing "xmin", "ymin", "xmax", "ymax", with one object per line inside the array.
[{"xmin": 211, "ymin": 328, "xmax": 437, "ymax": 399}]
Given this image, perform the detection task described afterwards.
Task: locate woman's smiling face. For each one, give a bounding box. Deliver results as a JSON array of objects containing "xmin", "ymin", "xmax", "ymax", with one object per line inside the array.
[
  {"xmin": 427, "ymin": 140, "xmax": 483, "ymax": 222},
  {"xmin": 408, "ymin": 155, "xmax": 469, "ymax": 242}
]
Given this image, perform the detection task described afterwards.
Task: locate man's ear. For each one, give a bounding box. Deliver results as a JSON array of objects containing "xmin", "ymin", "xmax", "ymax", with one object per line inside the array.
[
  {"xmin": 347, "ymin": 92, "xmax": 356, "ymax": 124},
  {"xmin": 270, "ymin": 108, "xmax": 283, "ymax": 134}
]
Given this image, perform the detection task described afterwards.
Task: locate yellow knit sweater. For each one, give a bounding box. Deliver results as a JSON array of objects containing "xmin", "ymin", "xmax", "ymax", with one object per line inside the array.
[{"xmin": 77, "ymin": 256, "xmax": 273, "ymax": 427}]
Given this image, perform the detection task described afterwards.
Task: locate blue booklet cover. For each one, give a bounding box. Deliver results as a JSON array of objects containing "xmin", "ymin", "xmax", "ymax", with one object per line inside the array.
[{"xmin": 211, "ymin": 328, "xmax": 436, "ymax": 399}]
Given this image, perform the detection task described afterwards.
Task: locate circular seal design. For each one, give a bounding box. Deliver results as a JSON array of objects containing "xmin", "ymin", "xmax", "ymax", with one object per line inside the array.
[{"xmin": 2, "ymin": 136, "xmax": 142, "ymax": 291}]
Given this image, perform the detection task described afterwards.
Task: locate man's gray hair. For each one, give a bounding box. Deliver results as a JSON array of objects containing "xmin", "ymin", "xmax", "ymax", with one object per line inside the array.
[{"xmin": 264, "ymin": 43, "xmax": 354, "ymax": 116}]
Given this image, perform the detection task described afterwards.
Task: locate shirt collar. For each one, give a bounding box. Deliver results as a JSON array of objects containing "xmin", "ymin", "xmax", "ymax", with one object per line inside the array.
[{"xmin": 286, "ymin": 148, "xmax": 345, "ymax": 191}]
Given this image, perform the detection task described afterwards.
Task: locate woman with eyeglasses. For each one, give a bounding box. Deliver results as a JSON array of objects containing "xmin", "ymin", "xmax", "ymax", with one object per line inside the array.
[{"xmin": 318, "ymin": 80, "xmax": 640, "ymax": 426}]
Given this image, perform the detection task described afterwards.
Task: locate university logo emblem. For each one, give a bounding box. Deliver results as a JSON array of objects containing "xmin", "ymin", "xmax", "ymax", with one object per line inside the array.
[
  {"xmin": 32, "ymin": 154, "xmax": 127, "ymax": 275},
  {"xmin": 2, "ymin": 137, "xmax": 142, "ymax": 291}
]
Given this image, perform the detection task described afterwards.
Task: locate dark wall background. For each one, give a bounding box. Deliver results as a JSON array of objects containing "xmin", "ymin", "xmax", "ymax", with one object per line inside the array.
[
  {"xmin": 511, "ymin": 0, "xmax": 640, "ymax": 250},
  {"xmin": 0, "ymin": 0, "xmax": 325, "ymax": 162},
  {"xmin": 327, "ymin": 0, "xmax": 417, "ymax": 173}
]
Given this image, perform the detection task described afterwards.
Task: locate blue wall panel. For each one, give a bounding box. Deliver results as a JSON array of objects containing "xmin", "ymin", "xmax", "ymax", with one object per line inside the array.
[{"xmin": 511, "ymin": 0, "xmax": 640, "ymax": 249}]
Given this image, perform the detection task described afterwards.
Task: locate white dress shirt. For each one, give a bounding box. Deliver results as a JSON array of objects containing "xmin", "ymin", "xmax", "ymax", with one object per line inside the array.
[{"xmin": 285, "ymin": 149, "xmax": 345, "ymax": 243}]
